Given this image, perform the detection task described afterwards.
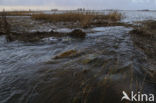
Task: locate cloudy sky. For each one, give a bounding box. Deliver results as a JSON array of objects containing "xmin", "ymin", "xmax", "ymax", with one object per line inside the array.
[{"xmin": 0, "ymin": 0, "xmax": 156, "ymax": 10}]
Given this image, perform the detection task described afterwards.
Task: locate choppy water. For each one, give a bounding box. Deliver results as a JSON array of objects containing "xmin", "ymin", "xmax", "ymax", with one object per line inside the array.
[
  {"xmin": 121, "ymin": 10, "xmax": 156, "ymax": 23},
  {"xmin": 0, "ymin": 11, "xmax": 156, "ymax": 103}
]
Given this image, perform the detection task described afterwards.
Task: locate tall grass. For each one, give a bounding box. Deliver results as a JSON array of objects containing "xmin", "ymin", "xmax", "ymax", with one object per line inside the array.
[
  {"xmin": 32, "ymin": 12, "xmax": 93, "ymax": 22},
  {"xmin": 32, "ymin": 11, "xmax": 123, "ymax": 27}
]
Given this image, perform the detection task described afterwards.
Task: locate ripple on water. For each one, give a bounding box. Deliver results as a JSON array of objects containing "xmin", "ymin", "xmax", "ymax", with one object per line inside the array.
[{"xmin": 0, "ymin": 24, "xmax": 155, "ymax": 103}]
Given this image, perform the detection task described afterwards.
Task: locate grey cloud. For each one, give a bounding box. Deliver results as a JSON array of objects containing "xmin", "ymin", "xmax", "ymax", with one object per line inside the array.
[{"xmin": 0, "ymin": 0, "xmax": 156, "ymax": 10}]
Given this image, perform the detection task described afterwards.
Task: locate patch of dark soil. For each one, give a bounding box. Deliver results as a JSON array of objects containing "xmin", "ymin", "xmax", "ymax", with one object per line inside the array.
[{"xmin": 68, "ymin": 29, "xmax": 86, "ymax": 38}]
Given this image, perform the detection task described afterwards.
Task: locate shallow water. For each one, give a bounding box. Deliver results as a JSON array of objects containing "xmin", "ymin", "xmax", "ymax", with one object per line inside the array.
[
  {"xmin": 0, "ymin": 11, "xmax": 156, "ymax": 103},
  {"xmin": 121, "ymin": 10, "xmax": 156, "ymax": 23}
]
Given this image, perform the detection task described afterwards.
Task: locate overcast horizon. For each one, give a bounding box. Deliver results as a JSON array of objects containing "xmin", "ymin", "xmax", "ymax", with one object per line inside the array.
[{"xmin": 0, "ymin": 0, "xmax": 156, "ymax": 11}]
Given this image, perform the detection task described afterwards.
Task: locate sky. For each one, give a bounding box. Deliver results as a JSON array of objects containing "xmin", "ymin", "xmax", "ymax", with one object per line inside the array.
[{"xmin": 0, "ymin": 0, "xmax": 156, "ymax": 10}]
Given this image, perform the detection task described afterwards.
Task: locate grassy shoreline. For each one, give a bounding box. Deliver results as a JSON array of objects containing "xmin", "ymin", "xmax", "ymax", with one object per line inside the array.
[{"xmin": 31, "ymin": 11, "xmax": 123, "ymax": 27}]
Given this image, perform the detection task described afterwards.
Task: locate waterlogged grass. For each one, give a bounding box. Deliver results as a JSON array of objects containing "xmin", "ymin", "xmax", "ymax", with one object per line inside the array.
[
  {"xmin": 54, "ymin": 50, "xmax": 84, "ymax": 59},
  {"xmin": 54, "ymin": 50, "xmax": 77, "ymax": 59},
  {"xmin": 31, "ymin": 11, "xmax": 123, "ymax": 27},
  {"xmin": 130, "ymin": 20, "xmax": 156, "ymax": 61}
]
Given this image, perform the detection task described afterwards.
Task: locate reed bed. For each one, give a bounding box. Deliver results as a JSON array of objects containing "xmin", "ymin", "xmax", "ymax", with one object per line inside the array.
[{"xmin": 31, "ymin": 11, "xmax": 123, "ymax": 27}]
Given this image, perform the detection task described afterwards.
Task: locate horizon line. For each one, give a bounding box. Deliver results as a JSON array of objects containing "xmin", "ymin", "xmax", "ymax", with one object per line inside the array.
[{"xmin": 0, "ymin": 6, "xmax": 156, "ymax": 11}]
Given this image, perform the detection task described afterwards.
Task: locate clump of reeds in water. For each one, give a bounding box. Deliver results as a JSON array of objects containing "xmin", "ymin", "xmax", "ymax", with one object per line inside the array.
[{"xmin": 31, "ymin": 11, "xmax": 123, "ymax": 27}]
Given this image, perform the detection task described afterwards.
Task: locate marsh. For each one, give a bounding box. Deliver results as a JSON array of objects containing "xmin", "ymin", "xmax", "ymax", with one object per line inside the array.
[{"xmin": 0, "ymin": 10, "xmax": 156, "ymax": 103}]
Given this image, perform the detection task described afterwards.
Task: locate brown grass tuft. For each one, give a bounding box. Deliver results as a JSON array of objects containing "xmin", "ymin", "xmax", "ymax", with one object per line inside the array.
[{"xmin": 54, "ymin": 50, "xmax": 78, "ymax": 59}]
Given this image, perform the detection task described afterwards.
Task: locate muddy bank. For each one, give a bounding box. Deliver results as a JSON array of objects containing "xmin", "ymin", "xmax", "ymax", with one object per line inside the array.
[
  {"xmin": 130, "ymin": 20, "xmax": 156, "ymax": 62},
  {"xmin": 5, "ymin": 29, "xmax": 86, "ymax": 42}
]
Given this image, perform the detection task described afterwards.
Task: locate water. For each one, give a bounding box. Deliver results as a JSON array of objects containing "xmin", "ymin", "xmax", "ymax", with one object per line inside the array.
[
  {"xmin": 0, "ymin": 11, "xmax": 156, "ymax": 103},
  {"xmin": 121, "ymin": 10, "xmax": 156, "ymax": 23}
]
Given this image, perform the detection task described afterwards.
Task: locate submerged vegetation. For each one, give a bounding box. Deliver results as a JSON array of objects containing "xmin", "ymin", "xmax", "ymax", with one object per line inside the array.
[
  {"xmin": 54, "ymin": 50, "xmax": 78, "ymax": 59},
  {"xmin": 130, "ymin": 20, "xmax": 156, "ymax": 61}
]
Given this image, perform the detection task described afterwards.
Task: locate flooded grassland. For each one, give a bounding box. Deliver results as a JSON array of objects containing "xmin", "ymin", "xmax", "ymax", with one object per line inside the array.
[{"xmin": 0, "ymin": 10, "xmax": 156, "ymax": 103}]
